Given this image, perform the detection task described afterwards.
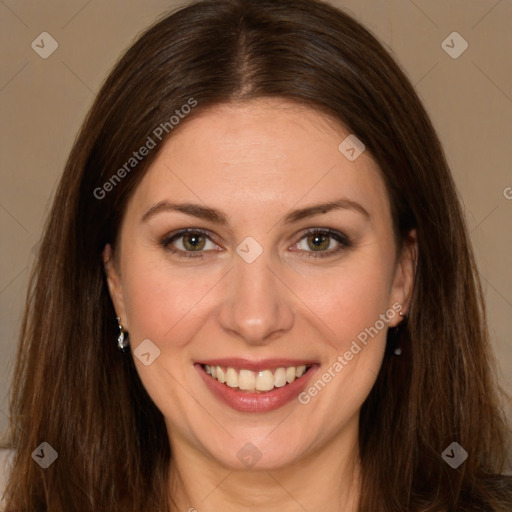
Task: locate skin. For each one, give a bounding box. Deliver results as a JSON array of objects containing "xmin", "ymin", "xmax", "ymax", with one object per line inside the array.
[{"xmin": 104, "ymin": 98, "xmax": 417, "ymax": 512}]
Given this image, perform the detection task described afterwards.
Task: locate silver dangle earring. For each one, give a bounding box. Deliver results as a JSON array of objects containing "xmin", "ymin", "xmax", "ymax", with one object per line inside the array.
[
  {"xmin": 116, "ymin": 317, "xmax": 130, "ymax": 351},
  {"xmin": 393, "ymin": 311, "xmax": 407, "ymax": 356}
]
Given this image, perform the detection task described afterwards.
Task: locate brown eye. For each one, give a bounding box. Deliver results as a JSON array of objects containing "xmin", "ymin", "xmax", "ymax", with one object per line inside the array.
[
  {"xmin": 305, "ymin": 233, "xmax": 331, "ymax": 251},
  {"xmin": 161, "ymin": 229, "xmax": 219, "ymax": 258},
  {"xmin": 181, "ymin": 233, "xmax": 206, "ymax": 251},
  {"xmin": 293, "ymin": 228, "xmax": 352, "ymax": 258}
]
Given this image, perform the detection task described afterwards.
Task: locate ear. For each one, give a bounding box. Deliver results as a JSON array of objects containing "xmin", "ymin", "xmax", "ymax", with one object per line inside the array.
[
  {"xmin": 103, "ymin": 244, "xmax": 128, "ymax": 329},
  {"xmin": 388, "ymin": 229, "xmax": 417, "ymax": 327}
]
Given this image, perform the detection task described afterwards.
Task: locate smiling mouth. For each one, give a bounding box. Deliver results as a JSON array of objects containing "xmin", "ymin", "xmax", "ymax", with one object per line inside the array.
[{"xmin": 201, "ymin": 363, "xmax": 313, "ymax": 393}]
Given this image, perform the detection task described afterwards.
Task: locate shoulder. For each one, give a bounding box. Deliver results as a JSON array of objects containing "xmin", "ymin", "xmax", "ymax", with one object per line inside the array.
[{"xmin": 0, "ymin": 449, "xmax": 15, "ymax": 509}]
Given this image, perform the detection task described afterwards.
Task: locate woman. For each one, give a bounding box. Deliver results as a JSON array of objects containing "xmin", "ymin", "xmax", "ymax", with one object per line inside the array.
[{"xmin": 1, "ymin": 0, "xmax": 511, "ymax": 510}]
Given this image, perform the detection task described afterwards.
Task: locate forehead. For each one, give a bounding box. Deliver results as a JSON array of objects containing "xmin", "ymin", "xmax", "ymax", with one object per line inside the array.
[{"xmin": 124, "ymin": 99, "xmax": 391, "ymax": 227}]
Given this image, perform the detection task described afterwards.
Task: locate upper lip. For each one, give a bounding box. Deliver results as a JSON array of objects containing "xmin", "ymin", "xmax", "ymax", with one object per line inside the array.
[{"xmin": 195, "ymin": 358, "xmax": 318, "ymax": 371}]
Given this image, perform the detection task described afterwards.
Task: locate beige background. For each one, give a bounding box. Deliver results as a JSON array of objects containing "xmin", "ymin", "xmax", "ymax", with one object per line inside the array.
[{"xmin": 0, "ymin": 0, "xmax": 511, "ymax": 457}]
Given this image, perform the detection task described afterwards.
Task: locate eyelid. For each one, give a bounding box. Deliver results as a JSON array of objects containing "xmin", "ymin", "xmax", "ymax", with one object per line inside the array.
[
  {"xmin": 293, "ymin": 227, "xmax": 351, "ymax": 246},
  {"xmin": 158, "ymin": 228, "xmax": 219, "ymax": 260},
  {"xmin": 289, "ymin": 227, "xmax": 352, "ymax": 258},
  {"xmin": 160, "ymin": 226, "xmax": 351, "ymax": 258}
]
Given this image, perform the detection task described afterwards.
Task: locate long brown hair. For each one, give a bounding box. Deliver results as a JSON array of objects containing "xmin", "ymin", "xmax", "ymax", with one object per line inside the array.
[{"xmin": 2, "ymin": 0, "xmax": 511, "ymax": 510}]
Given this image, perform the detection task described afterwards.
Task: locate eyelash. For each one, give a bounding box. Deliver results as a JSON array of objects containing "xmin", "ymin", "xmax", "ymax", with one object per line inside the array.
[{"xmin": 160, "ymin": 228, "xmax": 352, "ymax": 259}]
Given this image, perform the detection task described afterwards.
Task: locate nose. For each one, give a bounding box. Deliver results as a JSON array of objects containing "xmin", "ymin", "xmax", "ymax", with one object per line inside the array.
[{"xmin": 217, "ymin": 251, "xmax": 295, "ymax": 346}]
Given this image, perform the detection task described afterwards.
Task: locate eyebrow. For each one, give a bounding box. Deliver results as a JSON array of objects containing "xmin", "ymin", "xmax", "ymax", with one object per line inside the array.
[{"xmin": 141, "ymin": 198, "xmax": 370, "ymax": 225}]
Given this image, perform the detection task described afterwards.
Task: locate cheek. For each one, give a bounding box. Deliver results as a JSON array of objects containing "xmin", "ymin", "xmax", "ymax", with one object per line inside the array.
[
  {"xmin": 292, "ymin": 257, "xmax": 393, "ymax": 420},
  {"xmin": 122, "ymin": 254, "xmax": 221, "ymax": 348},
  {"xmin": 119, "ymin": 254, "xmax": 221, "ymax": 420},
  {"xmin": 293, "ymin": 252, "xmax": 394, "ymax": 350}
]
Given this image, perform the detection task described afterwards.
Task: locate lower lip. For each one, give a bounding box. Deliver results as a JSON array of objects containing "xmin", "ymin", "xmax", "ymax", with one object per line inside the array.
[{"xmin": 195, "ymin": 363, "xmax": 319, "ymax": 413}]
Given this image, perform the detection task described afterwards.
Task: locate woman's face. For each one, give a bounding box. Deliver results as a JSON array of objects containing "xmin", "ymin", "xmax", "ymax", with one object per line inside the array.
[{"xmin": 105, "ymin": 99, "xmax": 415, "ymax": 470}]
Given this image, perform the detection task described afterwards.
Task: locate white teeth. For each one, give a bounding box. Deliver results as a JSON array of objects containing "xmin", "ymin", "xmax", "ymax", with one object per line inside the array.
[
  {"xmin": 202, "ymin": 364, "xmax": 312, "ymax": 392},
  {"xmin": 238, "ymin": 369, "xmax": 255, "ymax": 390},
  {"xmin": 225, "ymin": 368, "xmax": 238, "ymax": 388},
  {"xmin": 256, "ymin": 370, "xmax": 274, "ymax": 391},
  {"xmin": 217, "ymin": 367, "xmax": 226, "ymax": 384},
  {"xmin": 273, "ymin": 367, "xmax": 287, "ymax": 387}
]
